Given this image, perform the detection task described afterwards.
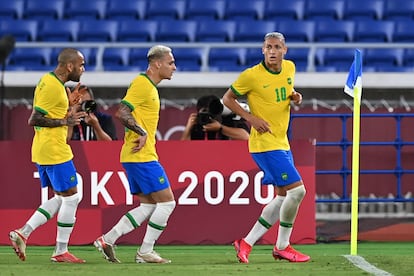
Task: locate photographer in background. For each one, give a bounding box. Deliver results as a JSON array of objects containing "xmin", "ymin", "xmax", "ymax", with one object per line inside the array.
[
  {"xmin": 181, "ymin": 95, "xmax": 249, "ymax": 140},
  {"xmin": 68, "ymin": 85, "xmax": 117, "ymax": 141}
]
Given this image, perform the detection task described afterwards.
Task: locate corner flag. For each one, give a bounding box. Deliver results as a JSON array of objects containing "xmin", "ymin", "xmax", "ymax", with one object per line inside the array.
[
  {"xmin": 345, "ymin": 49, "xmax": 363, "ymax": 256},
  {"xmin": 344, "ymin": 49, "xmax": 362, "ymax": 100}
]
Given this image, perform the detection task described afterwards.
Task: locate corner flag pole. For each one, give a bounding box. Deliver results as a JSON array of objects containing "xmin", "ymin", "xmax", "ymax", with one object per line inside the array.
[{"xmin": 344, "ymin": 49, "xmax": 362, "ymax": 256}]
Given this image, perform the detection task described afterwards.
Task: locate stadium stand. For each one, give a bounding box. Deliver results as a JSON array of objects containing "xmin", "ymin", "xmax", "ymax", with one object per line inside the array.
[
  {"xmin": 77, "ymin": 20, "xmax": 118, "ymax": 42},
  {"xmin": 277, "ymin": 20, "xmax": 315, "ymax": 42},
  {"xmin": 106, "ymin": 0, "xmax": 147, "ymax": 20},
  {"xmin": 0, "ymin": 0, "xmax": 412, "ymax": 72},
  {"xmin": 173, "ymin": 47, "xmax": 204, "ymax": 71},
  {"xmin": 208, "ymin": 47, "xmax": 246, "ymax": 71},
  {"xmin": 195, "ymin": 20, "xmax": 236, "ymax": 42},
  {"xmin": 353, "ymin": 20, "xmax": 394, "ymax": 42},
  {"xmin": 128, "ymin": 48, "xmax": 150, "ymax": 69},
  {"xmin": 37, "ymin": 20, "xmax": 80, "ymax": 42},
  {"xmin": 117, "ymin": 20, "xmax": 157, "ymax": 42},
  {"xmin": 263, "ymin": 0, "xmax": 305, "ymax": 20},
  {"xmin": 343, "ymin": 0, "xmax": 385, "ymax": 21},
  {"xmin": 185, "ymin": 0, "xmax": 226, "ymax": 20},
  {"xmin": 23, "ymin": 0, "xmax": 65, "ymax": 20},
  {"xmin": 155, "ymin": 20, "xmax": 197, "ymax": 42},
  {"xmin": 314, "ymin": 20, "xmax": 354, "ymax": 42},
  {"xmin": 0, "ymin": 0, "xmax": 24, "ymax": 20},
  {"xmin": 403, "ymin": 49, "xmax": 414, "ymax": 67},
  {"xmin": 102, "ymin": 47, "xmax": 130, "ymax": 71},
  {"xmin": 393, "ymin": 21, "xmax": 414, "ymax": 42},
  {"xmin": 223, "ymin": 0, "xmax": 265, "ymax": 21},
  {"xmin": 233, "ymin": 20, "xmax": 276, "ymax": 42},
  {"xmin": 285, "ymin": 48, "xmax": 310, "ymax": 72},
  {"xmin": 146, "ymin": 0, "xmax": 186, "ymax": 20},
  {"xmin": 364, "ymin": 48, "xmax": 404, "ymax": 72},
  {"xmin": 382, "ymin": 0, "xmax": 414, "ymax": 21},
  {"xmin": 245, "ymin": 48, "xmax": 263, "ymax": 67},
  {"xmin": 0, "ymin": 19, "xmax": 38, "ymax": 42},
  {"xmin": 315, "ymin": 48, "xmax": 359, "ymax": 72},
  {"xmin": 64, "ymin": 0, "xmax": 107, "ymax": 20},
  {"xmin": 8, "ymin": 47, "xmax": 52, "ymax": 70},
  {"xmin": 303, "ymin": 0, "xmax": 344, "ymax": 21}
]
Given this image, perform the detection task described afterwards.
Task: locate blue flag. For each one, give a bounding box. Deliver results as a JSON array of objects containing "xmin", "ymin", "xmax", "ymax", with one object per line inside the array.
[{"xmin": 344, "ymin": 49, "xmax": 362, "ymax": 100}]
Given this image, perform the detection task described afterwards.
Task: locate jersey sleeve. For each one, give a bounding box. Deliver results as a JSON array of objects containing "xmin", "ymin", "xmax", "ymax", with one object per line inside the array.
[{"xmin": 230, "ymin": 69, "xmax": 253, "ymax": 96}]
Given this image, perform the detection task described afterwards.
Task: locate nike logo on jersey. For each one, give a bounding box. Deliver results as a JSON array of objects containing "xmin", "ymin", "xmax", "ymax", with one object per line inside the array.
[{"xmin": 263, "ymin": 84, "xmax": 271, "ymax": 88}]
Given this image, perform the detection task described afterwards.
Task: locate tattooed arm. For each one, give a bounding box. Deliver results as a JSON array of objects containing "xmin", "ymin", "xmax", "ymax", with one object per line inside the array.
[
  {"xmin": 115, "ymin": 102, "xmax": 147, "ymax": 136},
  {"xmin": 28, "ymin": 109, "xmax": 86, "ymax": 127},
  {"xmin": 116, "ymin": 102, "xmax": 147, "ymax": 152}
]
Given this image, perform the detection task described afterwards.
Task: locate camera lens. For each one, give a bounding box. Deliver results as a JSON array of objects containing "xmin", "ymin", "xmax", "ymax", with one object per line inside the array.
[{"xmin": 81, "ymin": 100, "xmax": 97, "ymax": 113}]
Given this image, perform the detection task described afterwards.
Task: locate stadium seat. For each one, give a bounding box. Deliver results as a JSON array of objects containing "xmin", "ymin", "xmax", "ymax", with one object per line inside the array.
[
  {"xmin": 155, "ymin": 20, "xmax": 197, "ymax": 42},
  {"xmin": 304, "ymin": 0, "xmax": 344, "ymax": 20},
  {"xmin": 117, "ymin": 20, "xmax": 157, "ymax": 42},
  {"xmin": 208, "ymin": 48, "xmax": 246, "ymax": 71},
  {"xmin": 277, "ymin": 21, "xmax": 315, "ymax": 42},
  {"xmin": 173, "ymin": 47, "xmax": 205, "ymax": 71},
  {"xmin": 0, "ymin": 0, "xmax": 24, "ymax": 20},
  {"xmin": 8, "ymin": 47, "xmax": 52, "ymax": 70},
  {"xmin": 185, "ymin": 0, "xmax": 226, "ymax": 20},
  {"xmin": 103, "ymin": 48, "xmax": 130, "ymax": 71},
  {"xmin": 353, "ymin": 21, "xmax": 394, "ymax": 42},
  {"xmin": 38, "ymin": 20, "xmax": 80, "ymax": 42},
  {"xmin": 23, "ymin": 0, "xmax": 65, "ymax": 20},
  {"xmin": 224, "ymin": 0, "xmax": 265, "ymax": 20},
  {"xmin": 106, "ymin": 0, "xmax": 146, "ymax": 20},
  {"xmin": 383, "ymin": 0, "xmax": 414, "ymax": 21},
  {"xmin": 315, "ymin": 48, "xmax": 358, "ymax": 72},
  {"xmin": 245, "ymin": 48, "xmax": 263, "ymax": 67},
  {"xmin": 64, "ymin": 0, "xmax": 107, "ymax": 20},
  {"xmin": 403, "ymin": 49, "xmax": 414, "ymax": 67},
  {"xmin": 263, "ymin": 0, "xmax": 305, "ymax": 21},
  {"xmin": 0, "ymin": 20, "xmax": 38, "ymax": 41},
  {"xmin": 195, "ymin": 20, "xmax": 236, "ymax": 42},
  {"xmin": 364, "ymin": 48, "xmax": 403, "ymax": 72},
  {"xmin": 314, "ymin": 20, "xmax": 354, "ymax": 42},
  {"xmin": 343, "ymin": 0, "xmax": 384, "ymax": 20},
  {"xmin": 285, "ymin": 48, "xmax": 309, "ymax": 72},
  {"xmin": 129, "ymin": 48, "xmax": 149, "ymax": 69},
  {"xmin": 146, "ymin": 0, "xmax": 186, "ymax": 20},
  {"xmin": 78, "ymin": 20, "xmax": 118, "ymax": 42},
  {"xmin": 233, "ymin": 21, "xmax": 276, "ymax": 42},
  {"xmin": 393, "ymin": 21, "xmax": 414, "ymax": 42}
]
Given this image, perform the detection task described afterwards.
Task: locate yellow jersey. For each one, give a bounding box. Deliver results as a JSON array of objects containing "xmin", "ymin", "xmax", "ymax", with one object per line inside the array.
[
  {"xmin": 31, "ymin": 72, "xmax": 73, "ymax": 165},
  {"xmin": 231, "ymin": 60, "xmax": 296, "ymax": 153},
  {"xmin": 120, "ymin": 73, "xmax": 160, "ymax": 162}
]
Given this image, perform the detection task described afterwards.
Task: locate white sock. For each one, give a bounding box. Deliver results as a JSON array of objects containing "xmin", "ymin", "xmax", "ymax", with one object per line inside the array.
[
  {"xmin": 245, "ymin": 195, "xmax": 285, "ymax": 246},
  {"xmin": 276, "ymin": 185, "xmax": 306, "ymax": 250},
  {"xmin": 21, "ymin": 195, "xmax": 62, "ymax": 238},
  {"xmin": 104, "ymin": 203, "xmax": 156, "ymax": 245},
  {"xmin": 139, "ymin": 201, "xmax": 176, "ymax": 254},
  {"xmin": 55, "ymin": 193, "xmax": 79, "ymax": 255}
]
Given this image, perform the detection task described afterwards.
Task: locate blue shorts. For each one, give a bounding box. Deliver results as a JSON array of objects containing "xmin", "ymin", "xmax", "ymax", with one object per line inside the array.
[
  {"xmin": 122, "ymin": 161, "xmax": 171, "ymax": 195},
  {"xmin": 251, "ymin": 150, "xmax": 301, "ymax": 187},
  {"xmin": 36, "ymin": 160, "xmax": 78, "ymax": 192}
]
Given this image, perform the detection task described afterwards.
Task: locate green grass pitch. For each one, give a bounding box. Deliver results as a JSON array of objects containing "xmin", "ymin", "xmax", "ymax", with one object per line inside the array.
[{"xmin": 1, "ymin": 242, "xmax": 413, "ymax": 276}]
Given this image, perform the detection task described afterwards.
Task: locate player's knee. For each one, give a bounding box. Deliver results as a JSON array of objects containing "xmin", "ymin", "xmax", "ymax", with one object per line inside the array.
[
  {"xmin": 287, "ymin": 185, "xmax": 306, "ymax": 203},
  {"xmin": 158, "ymin": 200, "xmax": 176, "ymax": 216}
]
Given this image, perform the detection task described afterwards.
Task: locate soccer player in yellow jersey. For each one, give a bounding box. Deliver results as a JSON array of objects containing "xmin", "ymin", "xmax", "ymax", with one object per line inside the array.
[
  {"xmin": 9, "ymin": 48, "xmax": 87, "ymax": 263},
  {"xmin": 94, "ymin": 45, "xmax": 177, "ymax": 264},
  {"xmin": 223, "ymin": 32, "xmax": 310, "ymax": 263}
]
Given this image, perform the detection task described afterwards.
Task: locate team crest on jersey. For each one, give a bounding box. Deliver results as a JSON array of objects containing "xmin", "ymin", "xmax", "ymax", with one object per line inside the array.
[
  {"xmin": 281, "ymin": 173, "xmax": 288, "ymax": 181},
  {"xmin": 287, "ymin": 78, "xmax": 292, "ymax": 85},
  {"xmin": 159, "ymin": 176, "xmax": 165, "ymax": 184},
  {"xmin": 70, "ymin": 175, "xmax": 76, "ymax": 182}
]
